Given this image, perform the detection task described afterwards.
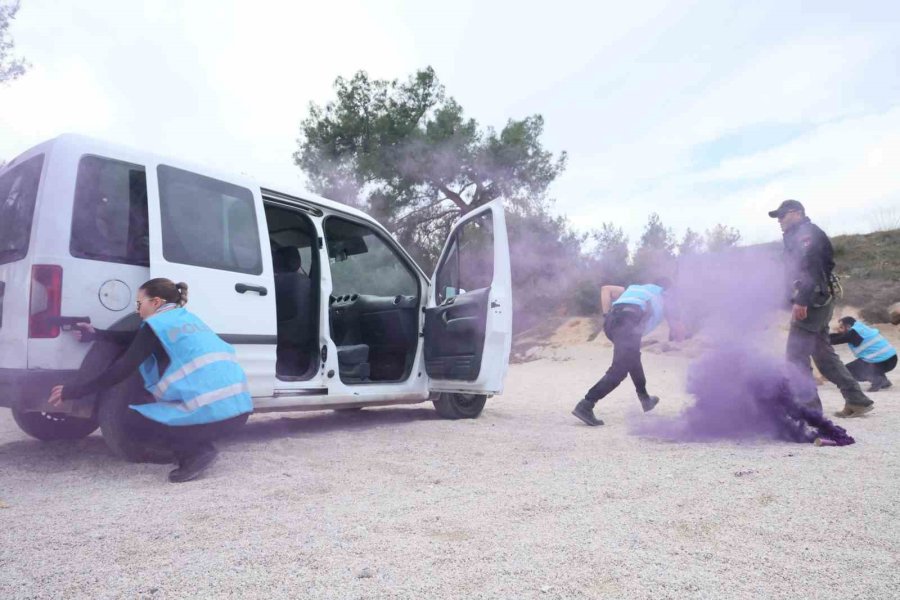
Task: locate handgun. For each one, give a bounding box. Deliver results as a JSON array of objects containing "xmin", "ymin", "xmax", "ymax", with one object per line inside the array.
[{"xmin": 46, "ymin": 316, "xmax": 92, "ymax": 331}]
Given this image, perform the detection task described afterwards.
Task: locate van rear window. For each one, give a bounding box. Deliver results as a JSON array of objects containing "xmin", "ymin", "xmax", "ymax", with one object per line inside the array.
[
  {"xmin": 158, "ymin": 165, "xmax": 262, "ymax": 275},
  {"xmin": 70, "ymin": 156, "xmax": 150, "ymax": 266},
  {"xmin": 0, "ymin": 154, "xmax": 44, "ymax": 265}
]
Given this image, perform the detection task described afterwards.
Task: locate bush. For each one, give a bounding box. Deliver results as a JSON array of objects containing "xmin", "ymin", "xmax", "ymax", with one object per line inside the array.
[{"xmin": 571, "ymin": 280, "xmax": 600, "ymax": 316}]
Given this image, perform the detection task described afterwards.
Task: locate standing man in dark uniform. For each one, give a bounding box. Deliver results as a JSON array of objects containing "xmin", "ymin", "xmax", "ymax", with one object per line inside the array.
[{"xmin": 769, "ymin": 199, "xmax": 874, "ymax": 417}]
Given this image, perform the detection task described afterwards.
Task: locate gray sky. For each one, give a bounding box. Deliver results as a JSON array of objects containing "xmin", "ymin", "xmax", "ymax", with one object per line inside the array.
[{"xmin": 2, "ymin": 0, "xmax": 898, "ymax": 246}]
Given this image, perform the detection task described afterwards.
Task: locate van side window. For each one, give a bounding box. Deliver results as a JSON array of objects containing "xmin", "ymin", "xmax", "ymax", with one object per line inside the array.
[
  {"xmin": 157, "ymin": 166, "xmax": 262, "ymax": 275},
  {"xmin": 0, "ymin": 154, "xmax": 44, "ymax": 266},
  {"xmin": 435, "ymin": 211, "xmax": 494, "ymax": 303},
  {"xmin": 70, "ymin": 156, "xmax": 149, "ymax": 266},
  {"xmin": 324, "ymin": 218, "xmax": 418, "ymax": 297}
]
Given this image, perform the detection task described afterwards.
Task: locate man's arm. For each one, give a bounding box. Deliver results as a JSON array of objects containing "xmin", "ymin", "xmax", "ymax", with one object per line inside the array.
[
  {"xmin": 829, "ymin": 330, "xmax": 863, "ymax": 346},
  {"xmin": 600, "ymin": 285, "xmax": 625, "ymax": 315},
  {"xmin": 794, "ymin": 227, "xmax": 831, "ymax": 307}
]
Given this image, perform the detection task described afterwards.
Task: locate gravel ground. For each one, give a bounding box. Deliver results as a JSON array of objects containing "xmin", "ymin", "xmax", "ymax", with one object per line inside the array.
[{"xmin": 1, "ymin": 341, "xmax": 898, "ymax": 599}]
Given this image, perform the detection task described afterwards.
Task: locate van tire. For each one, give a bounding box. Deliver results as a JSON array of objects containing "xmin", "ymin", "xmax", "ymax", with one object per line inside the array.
[
  {"xmin": 432, "ymin": 393, "xmax": 487, "ymax": 419},
  {"xmin": 11, "ymin": 408, "xmax": 99, "ymax": 441},
  {"xmin": 98, "ymin": 375, "xmax": 171, "ymax": 464}
]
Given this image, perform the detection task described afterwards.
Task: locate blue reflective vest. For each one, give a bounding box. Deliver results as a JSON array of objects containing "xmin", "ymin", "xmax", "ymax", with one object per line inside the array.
[
  {"xmin": 849, "ymin": 321, "xmax": 897, "ymax": 364},
  {"xmin": 612, "ymin": 284, "xmax": 665, "ymax": 336},
  {"xmin": 131, "ymin": 307, "xmax": 253, "ymax": 426}
]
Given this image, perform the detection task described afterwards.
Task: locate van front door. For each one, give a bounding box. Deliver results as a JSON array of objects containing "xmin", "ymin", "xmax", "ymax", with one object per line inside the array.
[
  {"xmin": 424, "ymin": 200, "xmax": 512, "ymax": 395},
  {"xmin": 146, "ymin": 164, "xmax": 277, "ymax": 397}
]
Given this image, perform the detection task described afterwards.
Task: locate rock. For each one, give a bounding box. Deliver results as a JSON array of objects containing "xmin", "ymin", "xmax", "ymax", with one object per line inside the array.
[
  {"xmin": 889, "ymin": 302, "xmax": 900, "ymax": 325},
  {"xmin": 357, "ymin": 567, "xmax": 374, "ymax": 579}
]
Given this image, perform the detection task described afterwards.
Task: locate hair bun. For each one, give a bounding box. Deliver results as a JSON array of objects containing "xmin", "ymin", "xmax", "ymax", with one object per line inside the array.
[{"xmin": 174, "ymin": 282, "xmax": 189, "ymax": 306}]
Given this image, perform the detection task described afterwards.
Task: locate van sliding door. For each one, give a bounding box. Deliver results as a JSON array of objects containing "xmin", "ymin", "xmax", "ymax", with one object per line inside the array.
[{"xmin": 146, "ymin": 165, "xmax": 277, "ymax": 398}]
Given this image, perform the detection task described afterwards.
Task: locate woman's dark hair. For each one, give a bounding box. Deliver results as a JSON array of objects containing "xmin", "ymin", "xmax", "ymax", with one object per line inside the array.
[
  {"xmin": 140, "ymin": 278, "xmax": 189, "ymax": 307},
  {"xmin": 839, "ymin": 316, "xmax": 856, "ymax": 327}
]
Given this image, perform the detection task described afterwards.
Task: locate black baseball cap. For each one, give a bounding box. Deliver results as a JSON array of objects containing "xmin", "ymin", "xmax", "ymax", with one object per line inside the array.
[{"xmin": 768, "ymin": 199, "xmax": 805, "ymax": 219}]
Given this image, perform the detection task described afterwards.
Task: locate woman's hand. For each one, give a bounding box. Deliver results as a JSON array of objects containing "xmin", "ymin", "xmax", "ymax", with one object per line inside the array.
[
  {"xmin": 74, "ymin": 323, "xmax": 95, "ymax": 342},
  {"xmin": 48, "ymin": 385, "xmax": 65, "ymax": 407}
]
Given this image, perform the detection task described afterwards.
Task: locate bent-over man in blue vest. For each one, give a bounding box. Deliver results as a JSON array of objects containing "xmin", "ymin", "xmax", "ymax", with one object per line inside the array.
[
  {"xmin": 830, "ymin": 316, "xmax": 897, "ymax": 392},
  {"xmin": 572, "ymin": 277, "xmax": 685, "ymax": 426}
]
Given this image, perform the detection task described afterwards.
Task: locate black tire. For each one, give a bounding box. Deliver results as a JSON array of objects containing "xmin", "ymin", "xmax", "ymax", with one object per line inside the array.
[
  {"xmin": 11, "ymin": 408, "xmax": 99, "ymax": 441},
  {"xmin": 432, "ymin": 393, "xmax": 487, "ymax": 419},
  {"xmin": 98, "ymin": 374, "xmax": 171, "ymax": 463}
]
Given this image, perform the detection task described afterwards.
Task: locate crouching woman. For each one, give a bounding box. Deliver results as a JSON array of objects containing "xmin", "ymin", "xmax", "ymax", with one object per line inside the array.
[{"xmin": 49, "ymin": 278, "xmax": 252, "ymax": 483}]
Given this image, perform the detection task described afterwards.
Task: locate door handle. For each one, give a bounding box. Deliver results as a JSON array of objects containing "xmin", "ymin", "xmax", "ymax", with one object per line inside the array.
[
  {"xmin": 490, "ymin": 300, "xmax": 500, "ymax": 308},
  {"xmin": 235, "ymin": 283, "xmax": 268, "ymax": 296}
]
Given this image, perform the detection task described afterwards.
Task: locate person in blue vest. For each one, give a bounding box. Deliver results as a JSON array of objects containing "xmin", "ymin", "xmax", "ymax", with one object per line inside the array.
[
  {"xmin": 572, "ymin": 277, "xmax": 685, "ymax": 426},
  {"xmin": 48, "ymin": 278, "xmax": 253, "ymax": 483},
  {"xmin": 830, "ymin": 316, "xmax": 897, "ymax": 392}
]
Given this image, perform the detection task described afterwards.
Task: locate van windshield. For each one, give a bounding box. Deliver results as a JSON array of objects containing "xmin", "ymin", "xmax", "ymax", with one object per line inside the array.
[{"xmin": 0, "ymin": 154, "xmax": 44, "ymax": 266}]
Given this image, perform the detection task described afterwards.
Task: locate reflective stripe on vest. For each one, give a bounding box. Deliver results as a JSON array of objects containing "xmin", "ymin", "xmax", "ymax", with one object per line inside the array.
[
  {"xmin": 148, "ymin": 352, "xmax": 242, "ymax": 400},
  {"xmin": 133, "ymin": 307, "xmax": 252, "ymax": 426},
  {"xmin": 849, "ymin": 322, "xmax": 897, "ymax": 364},
  {"xmin": 612, "ymin": 284, "xmax": 664, "ymax": 335}
]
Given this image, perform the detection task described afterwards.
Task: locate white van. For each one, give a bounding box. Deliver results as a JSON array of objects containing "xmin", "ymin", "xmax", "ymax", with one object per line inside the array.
[{"xmin": 0, "ymin": 134, "xmax": 512, "ymax": 461}]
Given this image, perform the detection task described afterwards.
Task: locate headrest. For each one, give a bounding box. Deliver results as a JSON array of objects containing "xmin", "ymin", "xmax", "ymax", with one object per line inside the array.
[{"xmin": 273, "ymin": 246, "xmax": 302, "ymax": 273}]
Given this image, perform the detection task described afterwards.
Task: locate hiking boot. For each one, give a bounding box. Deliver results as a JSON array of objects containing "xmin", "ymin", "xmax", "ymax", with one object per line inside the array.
[
  {"xmin": 168, "ymin": 446, "xmax": 219, "ymax": 483},
  {"xmin": 638, "ymin": 393, "xmax": 660, "ymax": 413},
  {"xmin": 833, "ymin": 403, "xmax": 874, "ymax": 419},
  {"xmin": 868, "ymin": 377, "xmax": 892, "ymax": 392},
  {"xmin": 571, "ymin": 400, "xmax": 604, "ymax": 426}
]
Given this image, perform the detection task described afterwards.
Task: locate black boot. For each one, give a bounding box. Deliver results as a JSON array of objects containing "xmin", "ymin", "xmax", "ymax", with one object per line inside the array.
[
  {"xmin": 572, "ymin": 399, "xmax": 604, "ymax": 426},
  {"xmin": 869, "ymin": 375, "xmax": 892, "ymax": 392},
  {"xmin": 638, "ymin": 393, "xmax": 659, "ymax": 413},
  {"xmin": 168, "ymin": 445, "xmax": 219, "ymax": 483}
]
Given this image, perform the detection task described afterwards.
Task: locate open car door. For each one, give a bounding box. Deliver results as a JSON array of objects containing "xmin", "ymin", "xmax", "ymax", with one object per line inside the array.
[
  {"xmin": 146, "ymin": 164, "xmax": 277, "ymax": 397},
  {"xmin": 424, "ymin": 200, "xmax": 512, "ymax": 395}
]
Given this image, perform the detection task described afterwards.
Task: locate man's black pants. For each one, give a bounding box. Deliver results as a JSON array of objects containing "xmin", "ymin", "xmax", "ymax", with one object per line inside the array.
[
  {"xmin": 584, "ymin": 307, "xmax": 646, "ymax": 405},
  {"xmin": 786, "ymin": 324, "xmax": 872, "ymax": 409},
  {"xmin": 846, "ymin": 354, "xmax": 897, "ymax": 384},
  {"xmin": 130, "ymin": 412, "xmax": 247, "ymax": 461}
]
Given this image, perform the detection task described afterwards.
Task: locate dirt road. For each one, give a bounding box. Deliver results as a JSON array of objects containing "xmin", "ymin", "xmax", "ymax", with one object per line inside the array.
[{"xmin": 1, "ymin": 340, "xmax": 898, "ymax": 599}]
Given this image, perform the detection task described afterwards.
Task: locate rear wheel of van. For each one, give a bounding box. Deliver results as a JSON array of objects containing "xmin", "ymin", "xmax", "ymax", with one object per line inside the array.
[
  {"xmin": 98, "ymin": 375, "xmax": 172, "ymax": 464},
  {"xmin": 432, "ymin": 393, "xmax": 487, "ymax": 419},
  {"xmin": 11, "ymin": 408, "xmax": 99, "ymax": 441}
]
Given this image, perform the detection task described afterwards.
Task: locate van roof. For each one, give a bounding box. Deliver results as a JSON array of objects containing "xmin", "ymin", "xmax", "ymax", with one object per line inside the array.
[{"xmin": 5, "ymin": 133, "xmax": 374, "ymax": 223}]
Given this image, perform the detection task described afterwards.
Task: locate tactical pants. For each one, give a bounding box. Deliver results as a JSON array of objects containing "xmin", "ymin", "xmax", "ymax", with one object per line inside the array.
[
  {"xmin": 846, "ymin": 355, "xmax": 897, "ymax": 384},
  {"xmin": 584, "ymin": 308, "xmax": 647, "ymax": 404},
  {"xmin": 786, "ymin": 323, "xmax": 872, "ymax": 409}
]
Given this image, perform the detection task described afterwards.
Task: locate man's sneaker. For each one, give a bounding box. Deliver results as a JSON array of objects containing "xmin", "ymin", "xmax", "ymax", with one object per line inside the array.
[
  {"xmin": 834, "ymin": 403, "xmax": 874, "ymax": 419},
  {"xmin": 571, "ymin": 400, "xmax": 604, "ymax": 426},
  {"xmin": 638, "ymin": 394, "xmax": 660, "ymax": 413},
  {"xmin": 168, "ymin": 446, "xmax": 219, "ymax": 483}
]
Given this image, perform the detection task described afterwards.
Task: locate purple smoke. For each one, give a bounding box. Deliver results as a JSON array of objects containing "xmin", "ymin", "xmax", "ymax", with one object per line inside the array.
[
  {"xmin": 635, "ymin": 345, "xmax": 853, "ymax": 445},
  {"xmin": 633, "ymin": 246, "xmax": 854, "ymax": 445}
]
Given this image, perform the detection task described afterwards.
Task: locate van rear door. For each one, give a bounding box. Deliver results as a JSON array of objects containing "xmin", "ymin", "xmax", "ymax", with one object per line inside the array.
[
  {"xmin": 0, "ymin": 154, "xmax": 45, "ymax": 370},
  {"xmin": 146, "ymin": 164, "xmax": 277, "ymax": 398}
]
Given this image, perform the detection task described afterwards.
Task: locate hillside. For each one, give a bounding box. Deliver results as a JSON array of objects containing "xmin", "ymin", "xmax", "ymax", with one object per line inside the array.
[
  {"xmin": 831, "ymin": 228, "xmax": 900, "ymax": 323},
  {"xmin": 511, "ymin": 227, "xmax": 900, "ymax": 361}
]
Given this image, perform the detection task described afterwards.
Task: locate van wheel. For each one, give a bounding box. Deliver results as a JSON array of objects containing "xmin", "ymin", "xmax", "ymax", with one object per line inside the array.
[
  {"xmin": 11, "ymin": 408, "xmax": 99, "ymax": 441},
  {"xmin": 98, "ymin": 376, "xmax": 172, "ymax": 464},
  {"xmin": 432, "ymin": 393, "xmax": 487, "ymax": 419}
]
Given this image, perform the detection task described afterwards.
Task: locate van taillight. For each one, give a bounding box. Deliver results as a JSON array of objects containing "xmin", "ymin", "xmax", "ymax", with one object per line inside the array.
[{"xmin": 29, "ymin": 265, "xmax": 63, "ymax": 338}]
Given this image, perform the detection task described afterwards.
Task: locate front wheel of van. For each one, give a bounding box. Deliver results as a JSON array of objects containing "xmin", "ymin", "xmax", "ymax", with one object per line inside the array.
[
  {"xmin": 12, "ymin": 408, "xmax": 99, "ymax": 441},
  {"xmin": 98, "ymin": 376, "xmax": 172, "ymax": 464},
  {"xmin": 432, "ymin": 393, "xmax": 487, "ymax": 419}
]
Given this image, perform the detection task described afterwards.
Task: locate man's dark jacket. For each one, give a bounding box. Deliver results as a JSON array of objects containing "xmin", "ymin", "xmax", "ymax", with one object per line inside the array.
[{"xmin": 782, "ymin": 217, "xmax": 835, "ymax": 307}]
